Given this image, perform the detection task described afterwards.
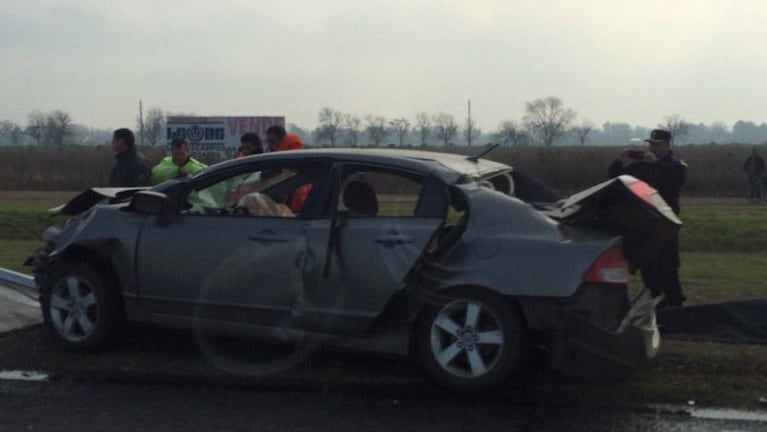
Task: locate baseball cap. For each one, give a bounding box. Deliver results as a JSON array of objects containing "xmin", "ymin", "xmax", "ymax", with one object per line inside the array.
[{"xmin": 645, "ymin": 128, "xmax": 672, "ymax": 143}]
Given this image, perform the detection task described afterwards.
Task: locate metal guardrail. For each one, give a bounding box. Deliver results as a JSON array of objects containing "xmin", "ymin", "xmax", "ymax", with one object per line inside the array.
[{"xmin": 0, "ymin": 267, "xmax": 37, "ymax": 300}]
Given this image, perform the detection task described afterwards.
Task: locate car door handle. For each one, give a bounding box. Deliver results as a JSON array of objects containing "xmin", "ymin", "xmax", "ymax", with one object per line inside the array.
[
  {"xmin": 374, "ymin": 234, "xmax": 413, "ymax": 246},
  {"xmin": 249, "ymin": 230, "xmax": 289, "ymax": 243}
]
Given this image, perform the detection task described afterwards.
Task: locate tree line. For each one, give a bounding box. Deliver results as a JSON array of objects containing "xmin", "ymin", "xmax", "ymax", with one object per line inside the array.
[
  {"xmin": 0, "ymin": 111, "xmax": 75, "ymax": 147},
  {"xmin": 0, "ymin": 107, "xmax": 167, "ymax": 148},
  {"xmin": 5, "ymin": 97, "xmax": 767, "ymax": 147},
  {"xmin": 294, "ymin": 99, "xmax": 767, "ymax": 148}
]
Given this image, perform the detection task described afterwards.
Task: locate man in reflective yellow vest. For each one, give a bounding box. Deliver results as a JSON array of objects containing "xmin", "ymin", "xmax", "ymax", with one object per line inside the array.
[{"xmin": 152, "ymin": 137, "xmax": 207, "ymax": 183}]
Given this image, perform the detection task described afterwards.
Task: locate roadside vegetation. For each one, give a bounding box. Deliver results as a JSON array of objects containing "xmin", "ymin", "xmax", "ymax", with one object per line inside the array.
[
  {"xmin": 1, "ymin": 144, "xmax": 764, "ymax": 195},
  {"xmin": 0, "ymin": 191, "xmax": 765, "ymax": 407}
]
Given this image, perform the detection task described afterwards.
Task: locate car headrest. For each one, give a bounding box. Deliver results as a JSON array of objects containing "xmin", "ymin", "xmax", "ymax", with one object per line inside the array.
[{"xmin": 342, "ymin": 181, "xmax": 378, "ymax": 217}]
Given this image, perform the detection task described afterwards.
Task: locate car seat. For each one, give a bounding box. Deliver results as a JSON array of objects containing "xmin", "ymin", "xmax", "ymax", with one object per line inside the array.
[{"xmin": 342, "ymin": 181, "xmax": 378, "ymax": 217}]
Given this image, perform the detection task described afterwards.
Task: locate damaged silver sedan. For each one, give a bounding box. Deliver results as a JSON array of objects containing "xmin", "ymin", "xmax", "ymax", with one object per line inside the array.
[{"xmin": 28, "ymin": 148, "xmax": 679, "ymax": 391}]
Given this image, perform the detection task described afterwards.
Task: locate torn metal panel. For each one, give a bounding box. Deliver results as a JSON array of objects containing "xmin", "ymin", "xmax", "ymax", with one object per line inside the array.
[
  {"xmin": 551, "ymin": 290, "xmax": 660, "ymax": 380},
  {"xmin": 50, "ymin": 187, "xmax": 148, "ymax": 216}
]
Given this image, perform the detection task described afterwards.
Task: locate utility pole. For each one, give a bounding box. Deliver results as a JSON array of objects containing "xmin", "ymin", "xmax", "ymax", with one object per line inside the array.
[
  {"xmin": 139, "ymin": 99, "xmax": 145, "ymax": 147},
  {"xmin": 467, "ymin": 99, "xmax": 472, "ymax": 147}
]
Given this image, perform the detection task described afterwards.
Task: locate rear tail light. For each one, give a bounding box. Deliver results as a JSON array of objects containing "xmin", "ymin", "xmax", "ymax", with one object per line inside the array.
[
  {"xmin": 626, "ymin": 180, "xmax": 657, "ymax": 206},
  {"xmin": 583, "ymin": 246, "xmax": 629, "ymax": 284},
  {"xmin": 627, "ymin": 179, "xmax": 673, "ymax": 212}
]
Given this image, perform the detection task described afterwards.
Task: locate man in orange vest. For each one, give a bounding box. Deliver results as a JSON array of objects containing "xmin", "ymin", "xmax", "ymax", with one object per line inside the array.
[
  {"xmin": 265, "ymin": 125, "xmax": 303, "ymax": 152},
  {"xmin": 264, "ymin": 125, "xmax": 308, "ymax": 211}
]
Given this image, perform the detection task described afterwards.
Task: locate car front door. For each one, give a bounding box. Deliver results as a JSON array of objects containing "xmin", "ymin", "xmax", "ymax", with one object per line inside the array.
[
  {"xmin": 299, "ymin": 165, "xmax": 446, "ymax": 334},
  {"xmin": 136, "ymin": 162, "xmax": 328, "ymax": 329}
]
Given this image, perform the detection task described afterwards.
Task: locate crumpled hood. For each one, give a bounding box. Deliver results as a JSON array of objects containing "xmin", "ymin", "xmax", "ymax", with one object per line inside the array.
[{"xmin": 49, "ymin": 187, "xmax": 148, "ymax": 216}]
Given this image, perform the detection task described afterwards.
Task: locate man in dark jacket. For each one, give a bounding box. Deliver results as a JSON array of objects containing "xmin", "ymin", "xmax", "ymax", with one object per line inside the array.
[
  {"xmin": 109, "ymin": 128, "xmax": 152, "ymax": 187},
  {"xmin": 609, "ymin": 128, "xmax": 687, "ymax": 307},
  {"xmin": 743, "ymin": 148, "xmax": 765, "ymax": 202}
]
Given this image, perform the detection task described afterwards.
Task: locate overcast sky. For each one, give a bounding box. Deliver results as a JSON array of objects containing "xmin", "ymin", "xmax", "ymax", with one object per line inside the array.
[{"xmin": 2, "ymin": 0, "xmax": 767, "ymax": 131}]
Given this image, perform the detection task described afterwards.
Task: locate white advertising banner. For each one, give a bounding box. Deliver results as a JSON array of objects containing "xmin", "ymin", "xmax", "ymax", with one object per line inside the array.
[{"xmin": 166, "ymin": 116, "xmax": 285, "ymax": 160}]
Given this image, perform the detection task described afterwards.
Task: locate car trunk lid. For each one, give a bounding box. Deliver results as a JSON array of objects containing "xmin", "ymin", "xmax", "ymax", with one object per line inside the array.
[{"xmin": 539, "ymin": 175, "xmax": 681, "ymax": 269}]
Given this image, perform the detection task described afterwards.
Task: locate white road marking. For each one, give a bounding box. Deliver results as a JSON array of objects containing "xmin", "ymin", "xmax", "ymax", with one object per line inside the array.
[
  {"xmin": 0, "ymin": 370, "xmax": 50, "ymax": 382},
  {"xmin": 691, "ymin": 408, "xmax": 767, "ymax": 422}
]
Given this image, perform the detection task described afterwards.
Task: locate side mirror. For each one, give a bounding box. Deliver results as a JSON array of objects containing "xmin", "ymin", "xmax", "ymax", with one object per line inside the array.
[{"xmin": 129, "ymin": 191, "xmax": 169, "ymax": 215}]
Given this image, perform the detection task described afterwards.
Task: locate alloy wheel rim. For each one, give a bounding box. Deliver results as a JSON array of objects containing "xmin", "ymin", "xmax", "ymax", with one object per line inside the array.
[
  {"xmin": 430, "ymin": 299, "xmax": 505, "ymax": 378},
  {"xmin": 49, "ymin": 275, "xmax": 99, "ymax": 342}
]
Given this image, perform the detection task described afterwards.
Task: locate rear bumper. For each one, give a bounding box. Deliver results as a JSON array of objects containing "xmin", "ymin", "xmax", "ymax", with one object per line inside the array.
[{"xmin": 550, "ymin": 290, "xmax": 660, "ymax": 380}]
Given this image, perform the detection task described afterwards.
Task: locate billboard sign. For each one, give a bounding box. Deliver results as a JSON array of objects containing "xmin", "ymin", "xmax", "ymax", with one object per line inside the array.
[{"xmin": 166, "ymin": 116, "xmax": 285, "ymax": 160}]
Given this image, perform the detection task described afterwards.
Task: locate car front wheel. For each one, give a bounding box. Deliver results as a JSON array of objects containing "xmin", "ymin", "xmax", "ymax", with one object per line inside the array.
[
  {"xmin": 40, "ymin": 261, "xmax": 122, "ymax": 353},
  {"xmin": 416, "ymin": 290, "xmax": 527, "ymax": 392}
]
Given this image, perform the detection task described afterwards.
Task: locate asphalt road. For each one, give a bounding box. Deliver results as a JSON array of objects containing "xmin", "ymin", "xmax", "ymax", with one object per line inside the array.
[{"xmin": 0, "ymin": 378, "xmax": 764, "ymax": 432}]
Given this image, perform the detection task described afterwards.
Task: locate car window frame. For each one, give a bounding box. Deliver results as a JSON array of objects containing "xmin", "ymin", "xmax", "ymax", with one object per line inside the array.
[
  {"xmin": 323, "ymin": 162, "xmax": 448, "ymax": 220},
  {"xmin": 181, "ymin": 158, "xmax": 333, "ymax": 220}
]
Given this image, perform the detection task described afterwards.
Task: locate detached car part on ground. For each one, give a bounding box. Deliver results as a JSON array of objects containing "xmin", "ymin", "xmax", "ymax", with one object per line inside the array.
[{"xmin": 27, "ymin": 149, "xmax": 679, "ymax": 392}]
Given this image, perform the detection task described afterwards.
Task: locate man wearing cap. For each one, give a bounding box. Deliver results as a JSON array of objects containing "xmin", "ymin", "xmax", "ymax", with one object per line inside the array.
[{"xmin": 609, "ymin": 128, "xmax": 688, "ymax": 307}]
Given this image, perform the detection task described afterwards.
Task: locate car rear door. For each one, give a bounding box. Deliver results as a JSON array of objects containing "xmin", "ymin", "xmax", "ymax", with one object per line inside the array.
[{"xmin": 298, "ymin": 165, "xmax": 447, "ymax": 335}]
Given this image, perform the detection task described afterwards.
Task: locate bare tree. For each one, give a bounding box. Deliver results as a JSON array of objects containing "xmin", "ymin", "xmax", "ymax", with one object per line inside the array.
[
  {"xmin": 659, "ymin": 114, "xmax": 689, "ymax": 143},
  {"xmin": 432, "ymin": 113, "xmax": 458, "ymax": 146},
  {"xmin": 287, "ymin": 123, "xmax": 310, "ymax": 144},
  {"xmin": 314, "ymin": 107, "xmax": 344, "ymax": 146},
  {"xmin": 389, "ymin": 118, "xmax": 410, "ymax": 147},
  {"xmin": 26, "ymin": 112, "xmax": 47, "ymax": 145},
  {"xmin": 523, "ymin": 97, "xmax": 576, "ymax": 146},
  {"xmin": 46, "ymin": 110, "xmax": 74, "ymax": 146},
  {"xmin": 343, "ymin": 114, "xmax": 362, "ymax": 147},
  {"xmin": 709, "ymin": 120, "xmax": 730, "ymax": 144},
  {"xmin": 496, "ymin": 120, "xmax": 527, "ymax": 146},
  {"xmin": 414, "ymin": 113, "xmax": 431, "ymax": 147},
  {"xmin": 365, "ymin": 115, "xmax": 389, "ymax": 146},
  {"xmin": 572, "ymin": 120, "xmax": 595, "ymax": 145},
  {"xmin": 0, "ymin": 120, "xmax": 24, "ymax": 145},
  {"xmin": 140, "ymin": 108, "xmax": 165, "ymax": 146}
]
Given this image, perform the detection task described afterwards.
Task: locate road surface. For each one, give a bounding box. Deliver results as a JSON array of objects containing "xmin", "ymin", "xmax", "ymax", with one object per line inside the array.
[{"xmin": 0, "ymin": 377, "xmax": 765, "ymax": 431}]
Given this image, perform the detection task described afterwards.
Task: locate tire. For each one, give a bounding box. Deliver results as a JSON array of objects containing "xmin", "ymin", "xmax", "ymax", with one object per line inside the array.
[
  {"xmin": 40, "ymin": 260, "xmax": 123, "ymax": 353},
  {"xmin": 415, "ymin": 289, "xmax": 527, "ymax": 392}
]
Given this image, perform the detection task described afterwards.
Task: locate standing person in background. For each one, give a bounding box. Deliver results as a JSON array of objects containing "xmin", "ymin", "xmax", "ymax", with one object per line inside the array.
[
  {"xmin": 152, "ymin": 137, "xmax": 207, "ymax": 183},
  {"xmin": 609, "ymin": 128, "xmax": 687, "ymax": 308},
  {"xmin": 265, "ymin": 125, "xmax": 303, "ymax": 152},
  {"xmin": 109, "ymin": 128, "xmax": 152, "ymax": 187},
  {"xmin": 237, "ymin": 132, "xmax": 263, "ymax": 158},
  {"xmin": 743, "ymin": 148, "xmax": 765, "ymax": 202}
]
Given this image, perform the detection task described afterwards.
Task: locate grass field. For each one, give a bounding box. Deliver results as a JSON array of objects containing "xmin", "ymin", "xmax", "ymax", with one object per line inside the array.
[{"xmin": 1, "ymin": 191, "xmax": 766, "ymax": 406}]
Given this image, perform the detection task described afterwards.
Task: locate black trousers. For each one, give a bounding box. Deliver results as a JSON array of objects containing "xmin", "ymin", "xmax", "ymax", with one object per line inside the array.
[
  {"xmin": 640, "ymin": 234, "xmax": 685, "ymax": 305},
  {"xmin": 747, "ymin": 176, "xmax": 764, "ymax": 200}
]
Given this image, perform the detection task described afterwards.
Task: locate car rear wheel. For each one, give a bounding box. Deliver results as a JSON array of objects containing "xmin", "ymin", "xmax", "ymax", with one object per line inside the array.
[
  {"xmin": 415, "ymin": 289, "xmax": 526, "ymax": 392},
  {"xmin": 40, "ymin": 261, "xmax": 122, "ymax": 353}
]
